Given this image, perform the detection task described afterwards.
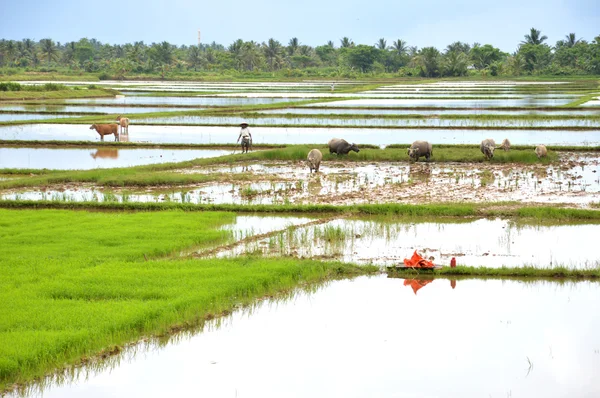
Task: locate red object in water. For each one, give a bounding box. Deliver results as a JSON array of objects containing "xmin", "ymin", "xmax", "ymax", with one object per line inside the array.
[
  {"xmin": 403, "ymin": 250, "xmax": 435, "ymax": 268},
  {"xmin": 450, "ymin": 257, "xmax": 456, "ymax": 268}
]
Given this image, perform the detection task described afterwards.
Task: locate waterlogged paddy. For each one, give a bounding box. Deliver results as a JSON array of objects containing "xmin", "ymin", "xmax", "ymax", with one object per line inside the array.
[
  {"xmin": 19, "ymin": 276, "xmax": 600, "ymax": 398},
  {"xmin": 0, "ymin": 148, "xmax": 231, "ymax": 170},
  {"xmin": 0, "ymin": 104, "xmax": 196, "ymax": 114},
  {"xmin": 4, "ymin": 155, "xmax": 599, "ymax": 206},
  {"xmin": 213, "ymin": 217, "xmax": 600, "ymax": 269},
  {"xmin": 135, "ymin": 115, "xmax": 600, "ymax": 128},
  {"xmin": 64, "ymin": 96, "xmax": 301, "ymax": 106},
  {"xmin": 260, "ymin": 108, "xmax": 600, "ymax": 116},
  {"xmin": 1, "ymin": 124, "xmax": 598, "ymax": 146},
  {"xmin": 0, "ymin": 114, "xmax": 79, "ymax": 121},
  {"xmin": 308, "ymin": 98, "xmax": 574, "ymax": 107}
]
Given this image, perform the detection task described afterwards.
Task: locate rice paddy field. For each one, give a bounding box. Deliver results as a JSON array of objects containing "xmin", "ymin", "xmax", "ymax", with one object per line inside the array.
[{"xmin": 2, "ymin": 79, "xmax": 600, "ymax": 397}]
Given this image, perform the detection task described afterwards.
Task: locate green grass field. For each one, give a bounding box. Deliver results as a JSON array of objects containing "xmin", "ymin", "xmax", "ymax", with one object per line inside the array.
[{"xmin": 0, "ymin": 209, "xmax": 375, "ymax": 391}]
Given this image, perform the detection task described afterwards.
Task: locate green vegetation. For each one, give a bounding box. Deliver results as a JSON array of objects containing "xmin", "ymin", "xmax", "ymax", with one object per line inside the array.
[
  {"xmin": 0, "ymin": 86, "xmax": 117, "ymax": 101},
  {"xmin": 388, "ymin": 265, "xmax": 600, "ymax": 279},
  {"xmin": 0, "ymin": 209, "xmax": 376, "ymax": 391}
]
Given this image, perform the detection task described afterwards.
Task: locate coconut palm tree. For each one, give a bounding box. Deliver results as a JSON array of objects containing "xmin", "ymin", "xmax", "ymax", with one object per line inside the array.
[
  {"xmin": 327, "ymin": 40, "xmax": 335, "ymax": 48},
  {"xmin": 564, "ymin": 33, "xmax": 582, "ymax": 47},
  {"xmin": 522, "ymin": 28, "xmax": 547, "ymax": 45},
  {"xmin": 414, "ymin": 47, "xmax": 441, "ymax": 77},
  {"xmin": 288, "ymin": 37, "xmax": 300, "ymax": 55},
  {"xmin": 443, "ymin": 51, "xmax": 468, "ymax": 76},
  {"xmin": 4, "ymin": 41, "xmax": 17, "ymax": 65},
  {"xmin": 340, "ymin": 37, "xmax": 354, "ymax": 48},
  {"xmin": 263, "ymin": 38, "xmax": 283, "ymax": 70},
  {"xmin": 39, "ymin": 38, "xmax": 58, "ymax": 64},
  {"xmin": 187, "ymin": 45, "xmax": 205, "ymax": 71},
  {"xmin": 445, "ymin": 41, "xmax": 470, "ymax": 54},
  {"xmin": 392, "ymin": 39, "xmax": 408, "ymax": 56},
  {"xmin": 376, "ymin": 38, "xmax": 387, "ymax": 50}
]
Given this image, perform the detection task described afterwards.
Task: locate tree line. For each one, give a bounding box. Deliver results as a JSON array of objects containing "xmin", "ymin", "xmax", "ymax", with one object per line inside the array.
[{"xmin": 0, "ymin": 28, "xmax": 598, "ymax": 78}]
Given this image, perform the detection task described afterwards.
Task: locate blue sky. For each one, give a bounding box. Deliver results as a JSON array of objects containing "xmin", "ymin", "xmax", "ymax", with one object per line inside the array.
[{"xmin": 1, "ymin": 0, "xmax": 598, "ymax": 52}]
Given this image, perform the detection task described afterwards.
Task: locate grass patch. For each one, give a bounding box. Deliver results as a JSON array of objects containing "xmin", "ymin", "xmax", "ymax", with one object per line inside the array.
[
  {"xmin": 0, "ymin": 208, "xmax": 377, "ymax": 391},
  {"xmin": 388, "ymin": 265, "xmax": 600, "ymax": 279},
  {"xmin": 0, "ymin": 89, "xmax": 117, "ymax": 101}
]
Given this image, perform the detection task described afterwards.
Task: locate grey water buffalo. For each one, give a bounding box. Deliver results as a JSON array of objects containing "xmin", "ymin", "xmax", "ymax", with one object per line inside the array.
[
  {"xmin": 407, "ymin": 140, "xmax": 433, "ymax": 162},
  {"xmin": 535, "ymin": 144, "xmax": 547, "ymax": 158},
  {"xmin": 328, "ymin": 138, "xmax": 359, "ymax": 155},
  {"xmin": 307, "ymin": 149, "xmax": 323, "ymax": 173},
  {"xmin": 500, "ymin": 138, "xmax": 511, "ymax": 151},
  {"xmin": 90, "ymin": 124, "xmax": 119, "ymax": 141},
  {"xmin": 480, "ymin": 138, "xmax": 496, "ymax": 160}
]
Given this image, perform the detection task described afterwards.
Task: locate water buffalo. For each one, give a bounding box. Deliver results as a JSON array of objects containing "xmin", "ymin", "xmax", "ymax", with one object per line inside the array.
[
  {"xmin": 328, "ymin": 138, "xmax": 359, "ymax": 155},
  {"xmin": 535, "ymin": 144, "xmax": 547, "ymax": 159},
  {"xmin": 480, "ymin": 138, "xmax": 496, "ymax": 160},
  {"xmin": 90, "ymin": 124, "xmax": 119, "ymax": 142},
  {"xmin": 407, "ymin": 140, "xmax": 433, "ymax": 162},
  {"xmin": 116, "ymin": 115, "xmax": 130, "ymax": 135},
  {"xmin": 500, "ymin": 138, "xmax": 511, "ymax": 151},
  {"xmin": 307, "ymin": 149, "xmax": 323, "ymax": 173}
]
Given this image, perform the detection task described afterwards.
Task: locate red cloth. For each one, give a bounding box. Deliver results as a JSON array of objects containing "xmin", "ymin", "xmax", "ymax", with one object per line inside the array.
[
  {"xmin": 403, "ymin": 250, "xmax": 435, "ymax": 268},
  {"xmin": 450, "ymin": 257, "xmax": 456, "ymax": 268}
]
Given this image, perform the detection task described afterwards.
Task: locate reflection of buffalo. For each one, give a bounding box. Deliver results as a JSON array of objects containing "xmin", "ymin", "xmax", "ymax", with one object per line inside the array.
[{"xmin": 90, "ymin": 149, "xmax": 119, "ymax": 159}]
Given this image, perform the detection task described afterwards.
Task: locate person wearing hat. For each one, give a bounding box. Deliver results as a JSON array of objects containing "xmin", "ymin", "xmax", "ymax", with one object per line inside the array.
[{"xmin": 237, "ymin": 122, "xmax": 252, "ymax": 153}]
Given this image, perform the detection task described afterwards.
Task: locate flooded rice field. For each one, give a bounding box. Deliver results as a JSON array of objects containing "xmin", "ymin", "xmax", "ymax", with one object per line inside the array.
[
  {"xmin": 17, "ymin": 276, "xmax": 600, "ymax": 398},
  {"xmin": 0, "ymin": 147, "xmax": 230, "ymax": 170},
  {"xmin": 4, "ymin": 154, "xmax": 599, "ymax": 206},
  {"xmin": 135, "ymin": 115, "xmax": 600, "ymax": 128},
  {"xmin": 0, "ymin": 114, "xmax": 79, "ymax": 121},
  {"xmin": 209, "ymin": 216, "xmax": 600, "ymax": 269},
  {"xmin": 63, "ymin": 96, "xmax": 301, "ymax": 106},
  {"xmin": 307, "ymin": 98, "xmax": 575, "ymax": 107},
  {"xmin": 1, "ymin": 124, "xmax": 598, "ymax": 146},
  {"xmin": 0, "ymin": 104, "xmax": 196, "ymax": 114},
  {"xmin": 260, "ymin": 108, "xmax": 600, "ymax": 116}
]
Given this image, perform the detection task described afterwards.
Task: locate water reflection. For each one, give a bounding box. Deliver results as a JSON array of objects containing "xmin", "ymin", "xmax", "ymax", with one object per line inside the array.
[
  {"xmin": 403, "ymin": 278, "xmax": 434, "ymax": 294},
  {"xmin": 12, "ymin": 276, "xmax": 600, "ymax": 398},
  {"xmin": 90, "ymin": 148, "xmax": 119, "ymax": 159}
]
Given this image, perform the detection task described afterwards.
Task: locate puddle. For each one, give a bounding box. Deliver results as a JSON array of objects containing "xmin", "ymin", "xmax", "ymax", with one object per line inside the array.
[
  {"xmin": 213, "ymin": 217, "xmax": 600, "ymax": 269},
  {"xmin": 63, "ymin": 96, "xmax": 301, "ymax": 106},
  {"xmin": 135, "ymin": 115, "xmax": 600, "ymax": 128},
  {"xmin": 0, "ymin": 148, "xmax": 231, "ymax": 170},
  {"xmin": 4, "ymin": 155, "xmax": 599, "ymax": 206},
  {"xmin": 308, "ymin": 98, "xmax": 575, "ymax": 107},
  {"xmin": 13, "ymin": 276, "xmax": 600, "ymax": 398},
  {"xmin": 1, "ymin": 124, "xmax": 598, "ymax": 146}
]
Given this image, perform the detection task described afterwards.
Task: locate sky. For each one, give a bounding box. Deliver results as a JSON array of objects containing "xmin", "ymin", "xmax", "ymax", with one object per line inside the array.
[{"xmin": 1, "ymin": 0, "xmax": 598, "ymax": 52}]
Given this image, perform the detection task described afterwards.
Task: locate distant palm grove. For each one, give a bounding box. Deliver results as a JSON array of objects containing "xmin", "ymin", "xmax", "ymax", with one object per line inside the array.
[{"xmin": 1, "ymin": 28, "xmax": 599, "ymax": 79}]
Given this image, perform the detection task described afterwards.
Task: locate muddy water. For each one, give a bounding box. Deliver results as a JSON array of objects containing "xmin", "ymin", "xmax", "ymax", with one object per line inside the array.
[
  {"xmin": 261, "ymin": 108, "xmax": 600, "ymax": 116},
  {"xmin": 19, "ymin": 276, "xmax": 600, "ymax": 398},
  {"xmin": 214, "ymin": 217, "xmax": 600, "ymax": 269},
  {"xmin": 0, "ymin": 148, "xmax": 231, "ymax": 170},
  {"xmin": 136, "ymin": 115, "xmax": 600, "ymax": 128},
  {"xmin": 1, "ymin": 124, "xmax": 598, "ymax": 146},
  {"xmin": 64, "ymin": 96, "xmax": 300, "ymax": 106},
  {"xmin": 4, "ymin": 155, "xmax": 599, "ymax": 206},
  {"xmin": 308, "ymin": 98, "xmax": 574, "ymax": 107}
]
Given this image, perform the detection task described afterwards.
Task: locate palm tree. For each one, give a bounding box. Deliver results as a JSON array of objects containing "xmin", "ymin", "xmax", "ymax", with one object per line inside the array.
[
  {"xmin": 240, "ymin": 41, "xmax": 262, "ymax": 71},
  {"xmin": 187, "ymin": 45, "xmax": 205, "ymax": 71},
  {"xmin": 228, "ymin": 39, "xmax": 244, "ymax": 56},
  {"xmin": 443, "ymin": 51, "xmax": 468, "ymax": 76},
  {"xmin": 376, "ymin": 38, "xmax": 387, "ymax": 50},
  {"xmin": 392, "ymin": 39, "xmax": 408, "ymax": 56},
  {"xmin": 22, "ymin": 39, "xmax": 36, "ymax": 57},
  {"xmin": 445, "ymin": 41, "xmax": 470, "ymax": 54},
  {"xmin": 340, "ymin": 37, "xmax": 354, "ymax": 48},
  {"xmin": 5, "ymin": 41, "xmax": 17, "ymax": 65},
  {"xmin": 39, "ymin": 38, "xmax": 58, "ymax": 64},
  {"xmin": 327, "ymin": 40, "xmax": 335, "ymax": 48},
  {"xmin": 263, "ymin": 38, "xmax": 283, "ymax": 70},
  {"xmin": 287, "ymin": 37, "xmax": 300, "ymax": 55},
  {"xmin": 564, "ymin": 33, "xmax": 582, "ymax": 48},
  {"xmin": 522, "ymin": 28, "xmax": 547, "ymax": 45},
  {"xmin": 414, "ymin": 47, "xmax": 441, "ymax": 77}
]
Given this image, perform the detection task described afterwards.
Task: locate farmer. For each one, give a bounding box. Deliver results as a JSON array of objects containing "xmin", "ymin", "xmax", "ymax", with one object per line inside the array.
[{"xmin": 237, "ymin": 122, "xmax": 252, "ymax": 154}]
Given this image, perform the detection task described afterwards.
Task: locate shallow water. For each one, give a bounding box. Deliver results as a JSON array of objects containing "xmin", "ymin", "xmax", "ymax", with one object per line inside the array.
[
  {"xmin": 308, "ymin": 98, "xmax": 574, "ymax": 107},
  {"xmin": 1, "ymin": 124, "xmax": 598, "ymax": 146},
  {"xmin": 0, "ymin": 104, "xmax": 197, "ymax": 114},
  {"xmin": 0, "ymin": 114, "xmax": 79, "ymax": 121},
  {"xmin": 260, "ymin": 108, "xmax": 600, "ymax": 116},
  {"xmin": 17, "ymin": 276, "xmax": 600, "ymax": 398},
  {"xmin": 0, "ymin": 148, "xmax": 231, "ymax": 170},
  {"xmin": 136, "ymin": 115, "xmax": 600, "ymax": 128},
  {"xmin": 4, "ymin": 156, "xmax": 599, "ymax": 206},
  {"xmin": 215, "ymin": 217, "xmax": 600, "ymax": 269},
  {"xmin": 64, "ymin": 96, "xmax": 300, "ymax": 106}
]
